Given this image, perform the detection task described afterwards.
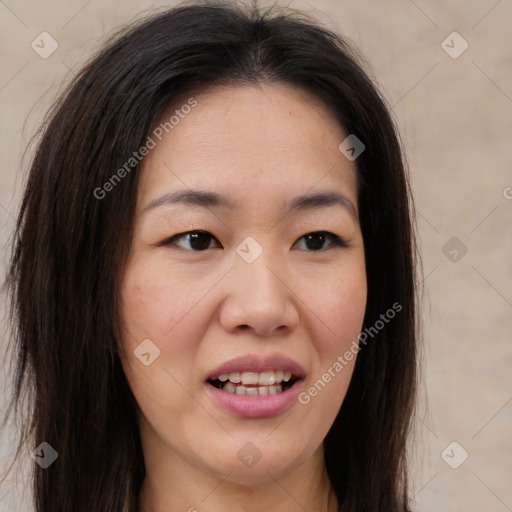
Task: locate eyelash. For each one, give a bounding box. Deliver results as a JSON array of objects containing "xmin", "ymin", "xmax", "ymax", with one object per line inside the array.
[{"xmin": 157, "ymin": 230, "xmax": 350, "ymax": 252}]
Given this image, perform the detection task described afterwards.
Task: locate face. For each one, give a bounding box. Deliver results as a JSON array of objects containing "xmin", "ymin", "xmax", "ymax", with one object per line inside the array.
[{"xmin": 118, "ymin": 83, "xmax": 367, "ymax": 485}]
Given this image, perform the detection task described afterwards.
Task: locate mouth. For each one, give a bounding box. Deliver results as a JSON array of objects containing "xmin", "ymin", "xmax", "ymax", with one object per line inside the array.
[
  {"xmin": 207, "ymin": 370, "xmax": 301, "ymax": 395},
  {"xmin": 204, "ymin": 354, "xmax": 306, "ymax": 418},
  {"xmin": 204, "ymin": 354, "xmax": 306, "ymax": 417}
]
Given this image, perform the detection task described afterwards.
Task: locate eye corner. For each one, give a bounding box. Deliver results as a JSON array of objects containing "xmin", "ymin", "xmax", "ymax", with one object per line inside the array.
[{"xmin": 152, "ymin": 235, "xmax": 176, "ymax": 248}]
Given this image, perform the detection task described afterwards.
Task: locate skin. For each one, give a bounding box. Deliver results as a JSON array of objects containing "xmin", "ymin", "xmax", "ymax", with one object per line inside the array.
[{"xmin": 118, "ymin": 83, "xmax": 367, "ymax": 512}]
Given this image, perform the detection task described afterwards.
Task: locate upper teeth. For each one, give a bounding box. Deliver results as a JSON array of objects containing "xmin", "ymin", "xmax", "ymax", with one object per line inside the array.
[{"xmin": 217, "ymin": 370, "xmax": 292, "ymax": 385}]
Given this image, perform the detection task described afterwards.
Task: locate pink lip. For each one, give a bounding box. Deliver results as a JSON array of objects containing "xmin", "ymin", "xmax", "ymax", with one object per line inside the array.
[
  {"xmin": 206, "ymin": 353, "xmax": 306, "ymax": 380},
  {"xmin": 204, "ymin": 354, "xmax": 306, "ymax": 418},
  {"xmin": 204, "ymin": 379, "xmax": 304, "ymax": 418}
]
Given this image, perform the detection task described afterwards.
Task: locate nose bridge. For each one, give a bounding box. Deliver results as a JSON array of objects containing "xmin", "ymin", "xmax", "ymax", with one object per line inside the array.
[
  {"xmin": 234, "ymin": 237, "xmax": 285, "ymax": 302},
  {"xmin": 219, "ymin": 237, "xmax": 298, "ymax": 335},
  {"xmin": 238, "ymin": 251, "xmax": 279, "ymax": 294}
]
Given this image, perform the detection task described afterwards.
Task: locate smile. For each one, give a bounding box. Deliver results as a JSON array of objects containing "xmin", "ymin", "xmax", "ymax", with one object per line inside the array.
[
  {"xmin": 208, "ymin": 370, "xmax": 298, "ymax": 395},
  {"xmin": 204, "ymin": 355, "xmax": 306, "ymax": 418}
]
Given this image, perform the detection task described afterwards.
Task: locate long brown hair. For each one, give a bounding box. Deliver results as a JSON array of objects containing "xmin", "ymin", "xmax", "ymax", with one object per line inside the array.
[{"xmin": 3, "ymin": 1, "xmax": 419, "ymax": 510}]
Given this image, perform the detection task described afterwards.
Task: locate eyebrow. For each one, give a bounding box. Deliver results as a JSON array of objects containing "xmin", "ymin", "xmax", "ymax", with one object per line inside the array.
[{"xmin": 144, "ymin": 188, "xmax": 357, "ymax": 219}]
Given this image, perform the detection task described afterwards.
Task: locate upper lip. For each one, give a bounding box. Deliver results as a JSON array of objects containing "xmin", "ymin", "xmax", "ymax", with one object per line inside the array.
[{"xmin": 206, "ymin": 354, "xmax": 306, "ymax": 381}]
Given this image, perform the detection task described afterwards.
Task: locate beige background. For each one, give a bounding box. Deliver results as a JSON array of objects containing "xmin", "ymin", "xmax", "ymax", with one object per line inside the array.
[{"xmin": 1, "ymin": 0, "xmax": 511, "ymax": 511}]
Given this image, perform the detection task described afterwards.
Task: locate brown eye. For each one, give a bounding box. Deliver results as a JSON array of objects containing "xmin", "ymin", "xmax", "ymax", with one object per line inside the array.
[
  {"xmin": 292, "ymin": 231, "xmax": 348, "ymax": 251},
  {"xmin": 164, "ymin": 231, "xmax": 221, "ymax": 251}
]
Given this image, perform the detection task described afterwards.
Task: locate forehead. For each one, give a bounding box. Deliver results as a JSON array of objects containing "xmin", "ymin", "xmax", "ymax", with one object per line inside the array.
[{"xmin": 137, "ymin": 83, "xmax": 358, "ymax": 210}]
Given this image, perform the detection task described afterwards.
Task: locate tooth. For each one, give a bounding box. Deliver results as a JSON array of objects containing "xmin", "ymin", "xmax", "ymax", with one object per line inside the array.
[
  {"xmin": 268, "ymin": 385, "xmax": 277, "ymax": 395},
  {"xmin": 241, "ymin": 372, "xmax": 259, "ymax": 385},
  {"xmin": 235, "ymin": 385, "xmax": 246, "ymax": 395},
  {"xmin": 258, "ymin": 371, "xmax": 275, "ymax": 385},
  {"xmin": 222, "ymin": 382, "xmax": 236, "ymax": 393},
  {"xmin": 246, "ymin": 387, "xmax": 258, "ymax": 396},
  {"xmin": 276, "ymin": 384, "xmax": 282, "ymax": 393},
  {"xmin": 221, "ymin": 370, "xmax": 294, "ymax": 387},
  {"xmin": 258, "ymin": 386, "xmax": 269, "ymax": 395}
]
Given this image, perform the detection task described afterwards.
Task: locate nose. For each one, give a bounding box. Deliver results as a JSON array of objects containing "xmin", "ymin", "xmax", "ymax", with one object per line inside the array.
[{"xmin": 218, "ymin": 249, "xmax": 299, "ymax": 337}]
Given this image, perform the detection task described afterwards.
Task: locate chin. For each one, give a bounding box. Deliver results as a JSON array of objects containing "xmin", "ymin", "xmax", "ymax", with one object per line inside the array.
[{"xmin": 201, "ymin": 443, "xmax": 309, "ymax": 485}]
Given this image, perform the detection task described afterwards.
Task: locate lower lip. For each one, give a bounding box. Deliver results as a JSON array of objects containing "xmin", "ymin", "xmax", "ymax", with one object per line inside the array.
[{"xmin": 205, "ymin": 380, "xmax": 303, "ymax": 418}]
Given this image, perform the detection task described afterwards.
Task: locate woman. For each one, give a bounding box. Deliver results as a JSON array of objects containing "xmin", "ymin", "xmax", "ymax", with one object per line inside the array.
[{"xmin": 3, "ymin": 1, "xmax": 419, "ymax": 510}]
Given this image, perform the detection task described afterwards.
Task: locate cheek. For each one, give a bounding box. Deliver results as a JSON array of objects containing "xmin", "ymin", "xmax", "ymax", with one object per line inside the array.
[
  {"xmin": 117, "ymin": 259, "xmax": 205, "ymax": 404},
  {"xmin": 118, "ymin": 255, "xmax": 211, "ymax": 342},
  {"xmin": 299, "ymin": 263, "xmax": 366, "ymax": 406},
  {"xmin": 329, "ymin": 271, "xmax": 367, "ymax": 342},
  {"xmin": 118, "ymin": 251, "xmax": 231, "ymax": 380},
  {"xmin": 305, "ymin": 262, "xmax": 367, "ymax": 349}
]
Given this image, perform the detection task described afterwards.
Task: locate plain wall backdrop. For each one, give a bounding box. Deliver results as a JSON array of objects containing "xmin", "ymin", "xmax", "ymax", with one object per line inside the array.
[{"xmin": 1, "ymin": 0, "xmax": 511, "ymax": 511}]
